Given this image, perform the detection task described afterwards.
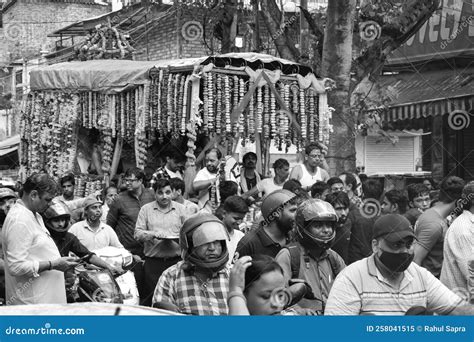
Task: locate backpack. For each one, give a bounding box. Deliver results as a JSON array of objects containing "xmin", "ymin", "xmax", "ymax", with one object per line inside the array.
[{"xmin": 286, "ymin": 245, "xmax": 343, "ymax": 279}]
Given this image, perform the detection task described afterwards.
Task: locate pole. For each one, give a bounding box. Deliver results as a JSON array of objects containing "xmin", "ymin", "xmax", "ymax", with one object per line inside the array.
[{"xmin": 300, "ymin": 0, "xmax": 309, "ymax": 58}]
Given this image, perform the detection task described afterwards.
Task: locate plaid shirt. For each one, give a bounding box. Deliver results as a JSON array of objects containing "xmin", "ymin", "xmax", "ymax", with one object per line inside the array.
[
  {"xmin": 150, "ymin": 166, "xmax": 183, "ymax": 188},
  {"xmin": 153, "ymin": 261, "xmax": 229, "ymax": 316}
]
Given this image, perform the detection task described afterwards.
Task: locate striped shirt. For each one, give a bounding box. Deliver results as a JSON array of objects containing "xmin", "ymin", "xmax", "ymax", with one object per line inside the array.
[
  {"xmin": 440, "ymin": 210, "xmax": 474, "ymax": 300},
  {"xmin": 153, "ymin": 261, "xmax": 229, "ymax": 316},
  {"xmin": 325, "ymin": 254, "xmax": 464, "ymax": 315}
]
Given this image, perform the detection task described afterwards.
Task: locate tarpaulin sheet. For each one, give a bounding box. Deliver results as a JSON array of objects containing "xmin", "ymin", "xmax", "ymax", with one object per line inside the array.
[
  {"xmin": 29, "ymin": 54, "xmax": 314, "ymax": 93},
  {"xmin": 29, "ymin": 60, "xmax": 160, "ymax": 93}
]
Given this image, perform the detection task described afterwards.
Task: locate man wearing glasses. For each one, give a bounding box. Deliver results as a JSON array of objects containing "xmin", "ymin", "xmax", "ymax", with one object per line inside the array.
[
  {"xmin": 290, "ymin": 142, "xmax": 330, "ymax": 191},
  {"xmin": 107, "ymin": 167, "xmax": 155, "ymax": 305}
]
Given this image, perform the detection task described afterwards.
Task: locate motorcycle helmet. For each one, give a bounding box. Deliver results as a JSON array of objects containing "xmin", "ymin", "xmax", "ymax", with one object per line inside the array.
[
  {"xmin": 179, "ymin": 213, "xmax": 229, "ymax": 273},
  {"xmin": 0, "ymin": 187, "xmax": 17, "ymax": 201},
  {"xmin": 43, "ymin": 199, "xmax": 71, "ymax": 233},
  {"xmin": 261, "ymin": 189, "xmax": 297, "ymax": 224},
  {"xmin": 295, "ymin": 199, "xmax": 337, "ymax": 250}
]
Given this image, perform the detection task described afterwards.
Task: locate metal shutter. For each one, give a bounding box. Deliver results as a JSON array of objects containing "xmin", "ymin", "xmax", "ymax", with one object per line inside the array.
[{"xmin": 365, "ymin": 136, "xmax": 415, "ymax": 174}]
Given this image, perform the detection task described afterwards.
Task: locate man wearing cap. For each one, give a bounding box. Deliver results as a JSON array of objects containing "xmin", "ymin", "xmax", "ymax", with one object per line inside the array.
[
  {"xmin": 236, "ymin": 189, "xmax": 298, "ymax": 258},
  {"xmin": 440, "ymin": 181, "xmax": 474, "ymax": 300},
  {"xmin": 152, "ymin": 213, "xmax": 230, "ymax": 315},
  {"xmin": 325, "ymin": 214, "xmax": 472, "ymax": 315},
  {"xmin": 69, "ymin": 197, "xmax": 123, "ymax": 251},
  {"xmin": 134, "ymin": 178, "xmax": 188, "ymax": 307}
]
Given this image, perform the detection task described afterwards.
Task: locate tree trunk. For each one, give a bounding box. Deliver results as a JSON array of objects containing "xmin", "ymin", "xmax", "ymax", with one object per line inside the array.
[{"xmin": 321, "ymin": 0, "xmax": 357, "ymax": 175}]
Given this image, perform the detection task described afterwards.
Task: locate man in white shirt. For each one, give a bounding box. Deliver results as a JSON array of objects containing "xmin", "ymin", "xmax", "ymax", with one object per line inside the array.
[
  {"xmin": 290, "ymin": 142, "xmax": 330, "ymax": 191},
  {"xmin": 69, "ymin": 197, "xmax": 124, "ymax": 251},
  {"xmin": 2, "ymin": 173, "xmax": 79, "ymax": 305},
  {"xmin": 243, "ymin": 159, "xmax": 290, "ymax": 200},
  {"xmin": 193, "ymin": 148, "xmax": 222, "ymax": 209},
  {"xmin": 440, "ymin": 182, "xmax": 474, "ymax": 300}
]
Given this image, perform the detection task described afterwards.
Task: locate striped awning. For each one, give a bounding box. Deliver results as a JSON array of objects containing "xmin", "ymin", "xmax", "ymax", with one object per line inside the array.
[{"xmin": 365, "ymin": 68, "xmax": 474, "ymax": 125}]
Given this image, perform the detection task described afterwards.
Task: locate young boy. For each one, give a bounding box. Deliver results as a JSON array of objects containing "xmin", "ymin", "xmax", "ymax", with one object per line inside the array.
[
  {"xmin": 215, "ymin": 196, "xmax": 248, "ymax": 265},
  {"xmin": 404, "ymin": 183, "xmax": 430, "ymax": 226}
]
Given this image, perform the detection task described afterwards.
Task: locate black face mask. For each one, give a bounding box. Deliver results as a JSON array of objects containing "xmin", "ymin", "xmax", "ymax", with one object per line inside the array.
[
  {"xmin": 0, "ymin": 210, "xmax": 6, "ymax": 226},
  {"xmin": 378, "ymin": 249, "xmax": 414, "ymax": 274}
]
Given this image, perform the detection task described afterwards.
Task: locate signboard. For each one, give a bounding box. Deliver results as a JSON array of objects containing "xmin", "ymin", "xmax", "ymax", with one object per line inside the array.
[{"xmin": 388, "ymin": 0, "xmax": 474, "ymax": 65}]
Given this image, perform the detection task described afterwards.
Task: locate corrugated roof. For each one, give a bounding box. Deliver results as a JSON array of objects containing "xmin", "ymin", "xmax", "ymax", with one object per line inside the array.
[
  {"xmin": 2, "ymin": 0, "xmax": 108, "ymax": 13},
  {"xmin": 366, "ymin": 67, "xmax": 474, "ymax": 124}
]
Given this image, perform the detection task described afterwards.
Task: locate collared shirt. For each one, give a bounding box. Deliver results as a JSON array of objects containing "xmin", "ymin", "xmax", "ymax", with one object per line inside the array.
[
  {"xmin": 2, "ymin": 200, "xmax": 66, "ymax": 305},
  {"xmin": 153, "ymin": 261, "xmax": 229, "ymax": 316},
  {"xmin": 440, "ymin": 210, "xmax": 474, "ymax": 300},
  {"xmin": 69, "ymin": 220, "xmax": 123, "ymax": 251},
  {"xmin": 106, "ymin": 187, "xmax": 155, "ymax": 255},
  {"xmin": 324, "ymin": 254, "xmax": 464, "ymax": 315},
  {"xmin": 236, "ymin": 226, "xmax": 285, "ymax": 258},
  {"xmin": 134, "ymin": 201, "xmax": 187, "ymax": 258},
  {"xmin": 276, "ymin": 243, "xmax": 345, "ymax": 311}
]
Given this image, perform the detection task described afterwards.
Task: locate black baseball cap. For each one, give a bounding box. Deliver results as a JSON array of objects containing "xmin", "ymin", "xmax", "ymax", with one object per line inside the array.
[{"xmin": 372, "ymin": 214, "xmax": 415, "ymax": 242}]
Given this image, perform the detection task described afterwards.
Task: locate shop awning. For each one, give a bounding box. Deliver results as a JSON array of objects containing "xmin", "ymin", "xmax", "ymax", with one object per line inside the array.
[
  {"xmin": 366, "ymin": 68, "xmax": 474, "ymax": 126},
  {"xmin": 0, "ymin": 135, "xmax": 19, "ymax": 157}
]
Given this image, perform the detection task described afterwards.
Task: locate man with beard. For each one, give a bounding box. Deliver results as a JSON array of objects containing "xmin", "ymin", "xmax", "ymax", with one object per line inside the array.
[
  {"xmin": 153, "ymin": 214, "xmax": 230, "ymax": 315},
  {"xmin": 2, "ymin": 173, "xmax": 79, "ymax": 305},
  {"xmin": 236, "ymin": 190, "xmax": 298, "ymax": 258},
  {"xmin": 134, "ymin": 179, "xmax": 188, "ymax": 306},
  {"xmin": 238, "ymin": 152, "xmax": 263, "ymax": 199},
  {"xmin": 275, "ymin": 199, "xmax": 345, "ymax": 313},
  {"xmin": 69, "ymin": 197, "xmax": 124, "ymax": 250},
  {"xmin": 107, "ymin": 167, "xmax": 155, "ymax": 304},
  {"xmin": 193, "ymin": 148, "xmax": 222, "ymax": 209},
  {"xmin": 290, "ymin": 142, "xmax": 330, "ymax": 191},
  {"xmin": 42, "ymin": 200, "xmax": 121, "ymax": 302},
  {"xmin": 325, "ymin": 192, "xmax": 351, "ymax": 264},
  {"xmin": 325, "ymin": 214, "xmax": 473, "ymax": 315}
]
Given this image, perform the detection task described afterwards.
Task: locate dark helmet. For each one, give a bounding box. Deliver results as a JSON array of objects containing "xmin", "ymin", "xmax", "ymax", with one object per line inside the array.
[
  {"xmin": 43, "ymin": 199, "xmax": 71, "ymax": 232},
  {"xmin": 261, "ymin": 189, "xmax": 297, "ymax": 223},
  {"xmin": 295, "ymin": 199, "xmax": 337, "ymax": 250},
  {"xmin": 179, "ymin": 213, "xmax": 229, "ymax": 273}
]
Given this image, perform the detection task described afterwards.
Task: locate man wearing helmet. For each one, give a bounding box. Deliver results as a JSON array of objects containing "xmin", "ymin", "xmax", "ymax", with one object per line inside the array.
[
  {"xmin": 153, "ymin": 214, "xmax": 230, "ymax": 315},
  {"xmin": 236, "ymin": 190, "xmax": 298, "ymax": 258},
  {"xmin": 275, "ymin": 199, "xmax": 345, "ymax": 313},
  {"xmin": 42, "ymin": 200, "xmax": 122, "ymax": 302}
]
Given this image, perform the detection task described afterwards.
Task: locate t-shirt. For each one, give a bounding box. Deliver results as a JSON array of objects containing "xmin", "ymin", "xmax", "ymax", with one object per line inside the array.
[
  {"xmin": 414, "ymin": 207, "xmax": 448, "ymax": 278},
  {"xmin": 404, "ymin": 208, "xmax": 423, "ymax": 227},
  {"xmin": 332, "ymin": 220, "xmax": 352, "ymax": 265},
  {"xmin": 347, "ymin": 206, "xmax": 378, "ymax": 264},
  {"xmin": 256, "ymin": 178, "xmax": 283, "ymax": 197},
  {"xmin": 193, "ymin": 168, "xmax": 218, "ymax": 209},
  {"xmin": 235, "ymin": 227, "xmax": 284, "ymax": 258}
]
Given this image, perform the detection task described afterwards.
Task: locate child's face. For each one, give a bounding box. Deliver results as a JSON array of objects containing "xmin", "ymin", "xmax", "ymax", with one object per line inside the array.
[
  {"xmin": 411, "ymin": 193, "xmax": 430, "ymax": 211},
  {"xmin": 245, "ymin": 270, "xmax": 286, "ymax": 315}
]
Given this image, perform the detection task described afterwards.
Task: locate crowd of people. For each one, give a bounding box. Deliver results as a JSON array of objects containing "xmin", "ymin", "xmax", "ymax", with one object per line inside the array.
[{"xmin": 0, "ymin": 141, "xmax": 472, "ymax": 316}]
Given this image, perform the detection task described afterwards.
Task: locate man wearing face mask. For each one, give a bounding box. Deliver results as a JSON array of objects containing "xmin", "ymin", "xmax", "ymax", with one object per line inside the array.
[
  {"xmin": 325, "ymin": 214, "xmax": 473, "ymax": 315},
  {"xmin": 275, "ymin": 199, "xmax": 345, "ymax": 313}
]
